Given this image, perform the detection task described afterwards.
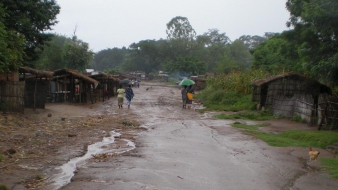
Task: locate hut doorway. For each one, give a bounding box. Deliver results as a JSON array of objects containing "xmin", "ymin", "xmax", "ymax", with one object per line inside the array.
[
  {"xmin": 312, "ymin": 95, "xmax": 319, "ymax": 126},
  {"xmin": 260, "ymin": 85, "xmax": 268, "ymax": 108}
]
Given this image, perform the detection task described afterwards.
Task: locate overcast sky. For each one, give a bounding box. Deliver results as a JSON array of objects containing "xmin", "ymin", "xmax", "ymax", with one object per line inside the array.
[{"xmin": 51, "ymin": 0, "xmax": 291, "ymax": 52}]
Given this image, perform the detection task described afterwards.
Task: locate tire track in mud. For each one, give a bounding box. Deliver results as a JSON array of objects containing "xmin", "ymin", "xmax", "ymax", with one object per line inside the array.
[{"xmin": 201, "ymin": 119, "xmax": 314, "ymax": 189}]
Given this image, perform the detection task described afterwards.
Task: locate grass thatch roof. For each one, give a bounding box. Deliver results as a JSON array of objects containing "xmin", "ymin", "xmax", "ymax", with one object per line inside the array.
[
  {"xmin": 252, "ymin": 72, "xmax": 332, "ymax": 94},
  {"xmin": 90, "ymin": 73, "xmax": 119, "ymax": 81},
  {"xmin": 53, "ymin": 68, "xmax": 99, "ymax": 88},
  {"xmin": 119, "ymin": 73, "xmax": 138, "ymax": 80},
  {"xmin": 19, "ymin": 67, "xmax": 53, "ymax": 79}
]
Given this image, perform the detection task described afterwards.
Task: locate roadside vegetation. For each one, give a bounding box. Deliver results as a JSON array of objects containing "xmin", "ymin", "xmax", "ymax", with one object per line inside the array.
[
  {"xmin": 232, "ymin": 122, "xmax": 338, "ymax": 148},
  {"xmin": 0, "ymin": 184, "xmax": 10, "ymax": 190},
  {"xmin": 231, "ymin": 122, "xmax": 338, "ymax": 177},
  {"xmin": 195, "ymin": 69, "xmax": 338, "ymax": 178},
  {"xmin": 195, "ymin": 69, "xmax": 273, "ymax": 120}
]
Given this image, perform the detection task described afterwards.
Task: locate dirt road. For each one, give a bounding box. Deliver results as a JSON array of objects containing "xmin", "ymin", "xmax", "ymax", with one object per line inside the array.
[
  {"xmin": 1, "ymin": 81, "xmax": 338, "ymax": 190},
  {"xmin": 57, "ymin": 82, "xmax": 337, "ymax": 190}
]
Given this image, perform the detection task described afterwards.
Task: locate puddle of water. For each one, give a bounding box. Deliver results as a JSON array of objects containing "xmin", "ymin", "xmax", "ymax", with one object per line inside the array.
[{"xmin": 47, "ymin": 131, "xmax": 136, "ymax": 190}]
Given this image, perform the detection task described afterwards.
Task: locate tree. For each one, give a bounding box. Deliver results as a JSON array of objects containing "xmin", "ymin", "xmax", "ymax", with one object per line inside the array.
[
  {"xmin": 2, "ymin": 0, "xmax": 60, "ymax": 64},
  {"xmin": 164, "ymin": 56, "xmax": 205, "ymax": 76},
  {"xmin": 196, "ymin": 29, "xmax": 231, "ymax": 72},
  {"xmin": 32, "ymin": 34, "xmax": 69, "ymax": 70},
  {"xmin": 0, "ymin": 4, "xmax": 25, "ymax": 73},
  {"xmin": 251, "ymin": 32, "xmax": 303, "ymax": 74},
  {"xmin": 239, "ymin": 35, "xmax": 266, "ymax": 49},
  {"xmin": 286, "ymin": 0, "xmax": 338, "ymax": 83},
  {"xmin": 32, "ymin": 33, "xmax": 93, "ymax": 72},
  {"xmin": 166, "ymin": 16, "xmax": 196, "ymax": 41},
  {"xmin": 93, "ymin": 47, "xmax": 128, "ymax": 71},
  {"xmin": 62, "ymin": 36, "xmax": 93, "ymax": 72},
  {"xmin": 202, "ymin": 28, "xmax": 231, "ymax": 46},
  {"xmin": 216, "ymin": 40, "xmax": 253, "ymax": 74}
]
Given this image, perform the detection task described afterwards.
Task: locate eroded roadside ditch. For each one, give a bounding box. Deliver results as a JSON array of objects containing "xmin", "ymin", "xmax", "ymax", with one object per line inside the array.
[{"xmin": 45, "ymin": 130, "xmax": 137, "ymax": 189}]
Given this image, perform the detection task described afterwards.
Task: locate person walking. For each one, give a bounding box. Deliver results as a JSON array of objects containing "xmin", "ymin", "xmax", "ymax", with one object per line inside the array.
[
  {"xmin": 181, "ymin": 85, "xmax": 188, "ymax": 109},
  {"xmin": 125, "ymin": 85, "xmax": 134, "ymax": 109},
  {"xmin": 117, "ymin": 85, "xmax": 125, "ymax": 108},
  {"xmin": 186, "ymin": 85, "xmax": 194, "ymax": 108}
]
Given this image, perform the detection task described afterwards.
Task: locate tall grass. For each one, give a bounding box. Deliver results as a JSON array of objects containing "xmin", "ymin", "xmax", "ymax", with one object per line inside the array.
[
  {"xmin": 206, "ymin": 69, "xmax": 270, "ymax": 95},
  {"xmin": 195, "ymin": 88, "xmax": 256, "ymax": 111},
  {"xmin": 195, "ymin": 69, "xmax": 270, "ymax": 112}
]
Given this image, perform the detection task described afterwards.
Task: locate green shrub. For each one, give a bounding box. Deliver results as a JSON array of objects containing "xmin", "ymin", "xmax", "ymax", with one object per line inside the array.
[
  {"xmin": 195, "ymin": 89, "xmax": 256, "ymax": 112},
  {"xmin": 0, "ymin": 184, "xmax": 10, "ymax": 190},
  {"xmin": 292, "ymin": 114, "xmax": 304, "ymax": 123},
  {"xmin": 36, "ymin": 174, "xmax": 43, "ymax": 180}
]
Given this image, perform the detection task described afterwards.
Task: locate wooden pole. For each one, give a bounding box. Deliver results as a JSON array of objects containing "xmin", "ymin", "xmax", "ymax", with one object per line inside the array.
[
  {"xmin": 64, "ymin": 76, "xmax": 66, "ymax": 102},
  {"xmin": 33, "ymin": 75, "xmax": 37, "ymax": 111}
]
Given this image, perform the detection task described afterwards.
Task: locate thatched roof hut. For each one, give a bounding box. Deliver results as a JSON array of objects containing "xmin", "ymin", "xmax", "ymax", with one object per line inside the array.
[
  {"xmin": 252, "ymin": 72, "xmax": 332, "ymax": 126},
  {"xmin": 52, "ymin": 69, "xmax": 99, "ymax": 103},
  {"xmin": 118, "ymin": 73, "xmax": 139, "ymax": 80},
  {"xmin": 53, "ymin": 68, "xmax": 99, "ymax": 88},
  {"xmin": 18, "ymin": 67, "xmax": 54, "ymax": 110},
  {"xmin": 90, "ymin": 73, "xmax": 120, "ymax": 101},
  {"xmin": 190, "ymin": 77, "xmax": 206, "ymax": 91},
  {"xmin": 19, "ymin": 67, "xmax": 53, "ymax": 80},
  {"xmin": 252, "ymin": 73, "xmax": 331, "ymax": 94}
]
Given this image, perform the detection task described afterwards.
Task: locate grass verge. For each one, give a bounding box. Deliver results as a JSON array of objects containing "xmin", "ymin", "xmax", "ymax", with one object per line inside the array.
[
  {"xmin": 321, "ymin": 157, "xmax": 338, "ymax": 178},
  {"xmin": 232, "ymin": 122, "xmax": 338, "ymax": 177},
  {"xmin": 214, "ymin": 110, "xmax": 277, "ymax": 121}
]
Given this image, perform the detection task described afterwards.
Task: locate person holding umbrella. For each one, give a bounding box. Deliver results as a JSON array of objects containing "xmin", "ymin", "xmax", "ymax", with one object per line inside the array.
[
  {"xmin": 179, "ymin": 78, "xmax": 195, "ymax": 109},
  {"xmin": 125, "ymin": 85, "xmax": 134, "ymax": 109}
]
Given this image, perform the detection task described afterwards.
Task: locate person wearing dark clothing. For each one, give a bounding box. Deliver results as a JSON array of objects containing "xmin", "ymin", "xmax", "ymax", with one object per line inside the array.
[
  {"xmin": 125, "ymin": 85, "xmax": 134, "ymax": 109},
  {"xmin": 186, "ymin": 85, "xmax": 194, "ymax": 108},
  {"xmin": 181, "ymin": 86, "xmax": 188, "ymax": 108}
]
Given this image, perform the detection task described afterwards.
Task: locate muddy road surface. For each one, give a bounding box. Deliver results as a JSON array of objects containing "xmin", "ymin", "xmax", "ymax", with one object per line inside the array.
[{"xmin": 40, "ymin": 81, "xmax": 337, "ymax": 190}]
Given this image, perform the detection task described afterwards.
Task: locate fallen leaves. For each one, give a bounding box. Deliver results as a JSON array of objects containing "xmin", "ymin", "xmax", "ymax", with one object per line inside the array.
[{"xmin": 91, "ymin": 152, "xmax": 119, "ymax": 162}]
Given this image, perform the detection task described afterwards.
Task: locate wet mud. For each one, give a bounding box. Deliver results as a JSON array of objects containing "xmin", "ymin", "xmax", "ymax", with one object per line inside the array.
[
  {"xmin": 61, "ymin": 82, "xmax": 338, "ymax": 190},
  {"xmin": 1, "ymin": 81, "xmax": 338, "ymax": 190}
]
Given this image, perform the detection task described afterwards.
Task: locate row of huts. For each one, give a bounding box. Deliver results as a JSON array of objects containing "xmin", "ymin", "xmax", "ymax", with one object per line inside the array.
[
  {"xmin": 0, "ymin": 67, "xmax": 138, "ymax": 113},
  {"xmin": 1, "ymin": 69, "xmax": 337, "ymax": 129}
]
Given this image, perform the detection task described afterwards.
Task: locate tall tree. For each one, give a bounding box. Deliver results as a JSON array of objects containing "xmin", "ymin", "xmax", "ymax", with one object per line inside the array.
[
  {"xmin": 166, "ymin": 16, "xmax": 196, "ymax": 41},
  {"xmin": 0, "ymin": 4, "xmax": 25, "ymax": 73},
  {"xmin": 202, "ymin": 28, "xmax": 231, "ymax": 46},
  {"xmin": 251, "ymin": 31, "xmax": 303, "ymax": 74},
  {"xmin": 93, "ymin": 47, "xmax": 128, "ymax": 71},
  {"xmin": 2, "ymin": 0, "xmax": 60, "ymax": 64},
  {"xmin": 164, "ymin": 56, "xmax": 205, "ymax": 76},
  {"xmin": 239, "ymin": 35, "xmax": 267, "ymax": 49},
  {"xmin": 286, "ymin": 0, "xmax": 338, "ymax": 83},
  {"xmin": 121, "ymin": 40, "xmax": 162, "ymax": 74},
  {"xmin": 217, "ymin": 40, "xmax": 253, "ymax": 73},
  {"xmin": 62, "ymin": 36, "xmax": 93, "ymax": 72},
  {"xmin": 32, "ymin": 34, "xmax": 69, "ymax": 70},
  {"xmin": 197, "ymin": 29, "xmax": 230, "ymax": 72}
]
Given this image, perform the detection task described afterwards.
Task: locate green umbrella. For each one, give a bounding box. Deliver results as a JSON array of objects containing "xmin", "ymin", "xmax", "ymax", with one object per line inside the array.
[{"xmin": 179, "ymin": 78, "xmax": 195, "ymax": 86}]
